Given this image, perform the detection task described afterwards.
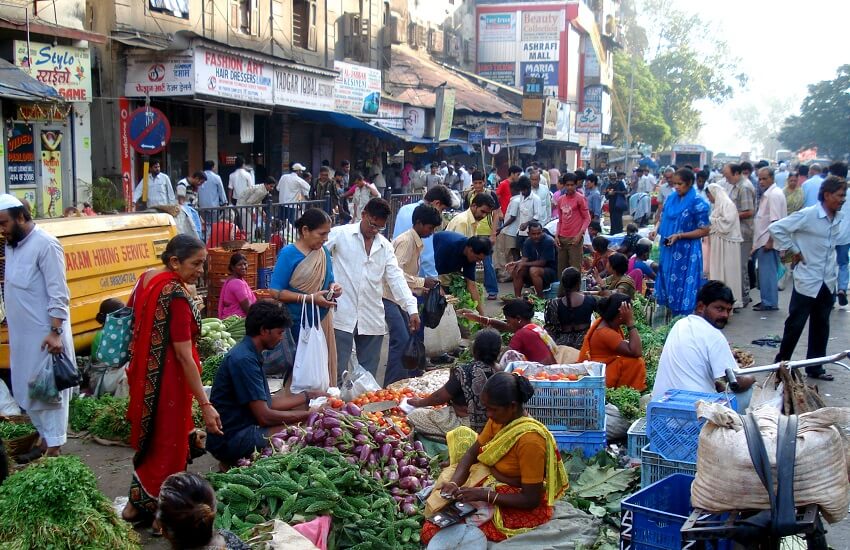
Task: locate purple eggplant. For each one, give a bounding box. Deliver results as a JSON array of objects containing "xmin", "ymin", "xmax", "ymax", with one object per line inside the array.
[
  {"xmin": 321, "ymin": 416, "xmax": 342, "ymax": 429},
  {"xmin": 387, "ymin": 470, "xmax": 399, "ymax": 482},
  {"xmin": 324, "ymin": 437, "xmax": 337, "ymax": 447},
  {"xmin": 373, "ymin": 430, "xmax": 387, "ymax": 444},
  {"xmin": 306, "ymin": 412, "xmax": 319, "ymax": 428},
  {"xmin": 351, "ymin": 420, "xmax": 367, "ymax": 431},
  {"xmin": 393, "ymin": 449, "xmax": 404, "ymax": 460},
  {"xmin": 373, "ymin": 470, "xmax": 383, "ymax": 482},
  {"xmin": 354, "ymin": 434, "xmax": 369, "ymax": 445},
  {"xmin": 399, "ymin": 476, "xmax": 422, "ymax": 491},
  {"xmin": 359, "ymin": 444, "xmax": 372, "ymax": 462},
  {"xmin": 416, "ymin": 457, "xmax": 429, "ymax": 468},
  {"xmin": 413, "ymin": 440, "xmax": 424, "ymax": 452},
  {"xmin": 402, "ymin": 502, "xmax": 418, "ymax": 516},
  {"xmin": 367, "ymin": 453, "xmax": 378, "ymax": 467},
  {"xmin": 388, "ymin": 457, "xmax": 398, "ymax": 468},
  {"xmin": 345, "ymin": 456, "xmax": 357, "ymax": 465},
  {"xmin": 329, "ymin": 427, "xmax": 344, "ymax": 438},
  {"xmin": 380, "ymin": 443, "xmax": 393, "ymax": 461},
  {"xmin": 345, "ymin": 402, "xmax": 362, "ymax": 416}
]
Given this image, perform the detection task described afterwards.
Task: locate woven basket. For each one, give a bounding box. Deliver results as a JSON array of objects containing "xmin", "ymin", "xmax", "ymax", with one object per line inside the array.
[{"xmin": 0, "ymin": 415, "xmax": 39, "ymax": 457}]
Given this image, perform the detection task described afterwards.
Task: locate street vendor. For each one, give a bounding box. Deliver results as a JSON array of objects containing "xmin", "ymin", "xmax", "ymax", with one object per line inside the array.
[
  {"xmin": 422, "ymin": 372, "xmax": 569, "ymax": 543},
  {"xmin": 458, "ymin": 299, "xmax": 557, "ymax": 366},
  {"xmin": 406, "ymin": 329, "xmax": 502, "ymax": 437},
  {"xmin": 433, "ymin": 231, "xmax": 493, "ymax": 315},
  {"xmin": 579, "ymin": 293, "xmax": 646, "ymax": 391},
  {"xmin": 206, "ymin": 301, "xmax": 326, "ymax": 466},
  {"xmin": 651, "ymin": 280, "xmax": 755, "ymax": 410}
]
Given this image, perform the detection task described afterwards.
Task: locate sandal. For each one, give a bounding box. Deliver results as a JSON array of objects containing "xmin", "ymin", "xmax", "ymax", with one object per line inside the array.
[
  {"xmin": 809, "ymin": 373, "xmax": 835, "ymax": 381},
  {"xmin": 121, "ymin": 504, "xmax": 153, "ymax": 528}
]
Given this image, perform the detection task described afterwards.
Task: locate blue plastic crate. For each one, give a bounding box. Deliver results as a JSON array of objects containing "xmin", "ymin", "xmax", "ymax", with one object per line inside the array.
[
  {"xmin": 552, "ymin": 429, "xmax": 606, "ymax": 458},
  {"xmin": 508, "ymin": 362, "xmax": 606, "ymax": 432},
  {"xmin": 257, "ymin": 267, "xmax": 273, "ymax": 289},
  {"xmin": 640, "ymin": 445, "xmax": 696, "ymax": 488},
  {"xmin": 621, "ymin": 474, "xmax": 731, "ymax": 550},
  {"xmin": 627, "ymin": 417, "xmax": 647, "ymax": 461},
  {"xmin": 646, "ymin": 390, "xmax": 737, "ymax": 462},
  {"xmin": 543, "ymin": 282, "xmax": 560, "ymax": 299}
]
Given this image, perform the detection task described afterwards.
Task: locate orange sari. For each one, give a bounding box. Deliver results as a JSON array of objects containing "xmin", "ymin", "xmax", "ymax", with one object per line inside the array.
[
  {"xmin": 126, "ymin": 271, "xmax": 201, "ymax": 515},
  {"xmin": 579, "ymin": 318, "xmax": 646, "ymax": 391}
]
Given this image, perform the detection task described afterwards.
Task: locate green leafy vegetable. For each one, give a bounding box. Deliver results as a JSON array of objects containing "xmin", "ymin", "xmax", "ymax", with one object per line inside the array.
[
  {"xmin": 201, "ymin": 353, "xmax": 225, "ymax": 385},
  {"xmin": 0, "ymin": 456, "xmax": 140, "ymax": 549},
  {"xmin": 606, "ymin": 387, "xmax": 643, "ymax": 421},
  {"xmin": 88, "ymin": 396, "xmax": 131, "ymax": 443},
  {"xmin": 572, "ymin": 464, "xmax": 639, "ymax": 499},
  {"xmin": 69, "ymin": 395, "xmax": 105, "ymax": 432},
  {"xmin": 0, "ymin": 422, "xmax": 36, "ymax": 440}
]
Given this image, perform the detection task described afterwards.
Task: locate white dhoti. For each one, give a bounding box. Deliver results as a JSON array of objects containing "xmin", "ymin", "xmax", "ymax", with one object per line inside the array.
[{"xmin": 6, "ymin": 226, "xmax": 76, "ymax": 447}]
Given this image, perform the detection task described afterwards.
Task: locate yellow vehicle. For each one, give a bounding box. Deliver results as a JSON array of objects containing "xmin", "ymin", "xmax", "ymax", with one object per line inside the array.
[{"xmin": 0, "ymin": 213, "xmax": 177, "ymax": 368}]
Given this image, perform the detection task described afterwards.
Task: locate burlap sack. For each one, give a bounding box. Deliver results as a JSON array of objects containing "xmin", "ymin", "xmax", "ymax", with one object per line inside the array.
[{"xmin": 691, "ymin": 402, "xmax": 850, "ymax": 524}]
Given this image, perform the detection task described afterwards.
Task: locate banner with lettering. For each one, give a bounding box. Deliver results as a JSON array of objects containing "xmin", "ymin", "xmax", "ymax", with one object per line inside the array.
[
  {"xmin": 333, "ymin": 61, "xmax": 381, "ymax": 116},
  {"xmin": 40, "ymin": 130, "xmax": 63, "ymax": 218},
  {"xmin": 14, "ymin": 41, "xmax": 92, "ymax": 102},
  {"xmin": 273, "ymin": 66, "xmax": 335, "ymax": 111},
  {"xmin": 7, "ymin": 123, "xmax": 35, "ymax": 187},
  {"xmin": 125, "ymin": 56, "xmax": 194, "ymax": 97},
  {"xmin": 194, "ymin": 47, "xmax": 274, "ymax": 105}
]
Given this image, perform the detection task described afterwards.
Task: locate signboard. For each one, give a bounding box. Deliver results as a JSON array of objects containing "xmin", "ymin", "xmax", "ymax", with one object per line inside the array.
[
  {"xmin": 542, "ymin": 97, "xmax": 559, "ymax": 140},
  {"xmin": 125, "ymin": 56, "xmax": 194, "ymax": 97},
  {"xmin": 555, "ymin": 101, "xmax": 571, "ymax": 142},
  {"xmin": 575, "ymin": 85, "xmax": 603, "ymax": 133},
  {"xmin": 484, "ymin": 123, "xmax": 507, "ymax": 140},
  {"xmin": 523, "ymin": 76, "xmax": 544, "ymax": 97},
  {"xmin": 13, "ymin": 41, "xmax": 92, "ymax": 102},
  {"xmin": 7, "ymin": 123, "xmax": 35, "ymax": 186},
  {"xmin": 520, "ymin": 41, "xmax": 559, "ymax": 61},
  {"xmin": 273, "ymin": 66, "xmax": 335, "ymax": 111},
  {"xmin": 477, "ymin": 62, "xmax": 515, "ymax": 86},
  {"xmin": 521, "ymin": 62, "xmax": 559, "ymax": 87},
  {"xmin": 377, "ymin": 99, "xmax": 404, "ymax": 130},
  {"xmin": 434, "ymin": 88, "xmax": 456, "ymax": 142},
  {"xmin": 468, "ymin": 131, "xmax": 483, "ymax": 143},
  {"xmin": 403, "ymin": 106, "xmax": 426, "ymax": 138},
  {"xmin": 128, "ymin": 107, "xmax": 171, "ymax": 155},
  {"xmin": 581, "ymin": 147, "xmax": 591, "ymax": 161},
  {"xmin": 40, "ymin": 129, "xmax": 63, "ymax": 218},
  {"xmin": 583, "ymin": 40, "xmax": 600, "ymax": 78},
  {"xmin": 478, "ymin": 13, "xmax": 516, "ymax": 41},
  {"xmin": 194, "ymin": 47, "xmax": 274, "ymax": 105},
  {"xmin": 333, "ymin": 61, "xmax": 381, "ymax": 116},
  {"xmin": 521, "ymin": 11, "xmax": 564, "ymax": 41},
  {"xmin": 487, "ymin": 142, "xmax": 501, "ymax": 155},
  {"xmin": 118, "ymin": 98, "xmax": 133, "ymax": 209}
]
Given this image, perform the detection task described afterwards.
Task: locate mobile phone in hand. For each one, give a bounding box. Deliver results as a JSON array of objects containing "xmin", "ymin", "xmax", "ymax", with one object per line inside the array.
[{"xmin": 325, "ymin": 288, "xmax": 336, "ymax": 301}]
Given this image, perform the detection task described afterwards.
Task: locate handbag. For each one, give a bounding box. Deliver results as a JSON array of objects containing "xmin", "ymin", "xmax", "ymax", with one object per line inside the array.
[
  {"xmin": 53, "ymin": 353, "xmax": 80, "ymax": 392},
  {"xmin": 95, "ymin": 307, "xmax": 134, "ymax": 366},
  {"xmin": 290, "ymin": 295, "xmax": 330, "ymax": 394}
]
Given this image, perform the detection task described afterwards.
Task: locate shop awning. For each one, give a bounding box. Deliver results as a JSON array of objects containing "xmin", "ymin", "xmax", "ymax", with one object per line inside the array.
[
  {"xmin": 0, "ymin": 58, "xmax": 63, "ymax": 101},
  {"xmin": 387, "ymin": 45, "xmax": 520, "ymax": 117},
  {"xmin": 292, "ymin": 110, "xmax": 404, "ymax": 142},
  {"xmin": 110, "ymin": 32, "xmax": 174, "ymax": 51}
]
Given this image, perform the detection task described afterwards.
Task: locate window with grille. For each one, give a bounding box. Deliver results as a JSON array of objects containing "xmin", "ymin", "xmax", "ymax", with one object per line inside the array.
[{"xmin": 293, "ymin": 0, "xmax": 318, "ymax": 50}]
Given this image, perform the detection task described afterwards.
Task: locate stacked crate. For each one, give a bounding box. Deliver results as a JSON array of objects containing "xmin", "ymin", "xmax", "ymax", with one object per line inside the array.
[{"xmin": 206, "ymin": 248, "xmax": 259, "ymax": 316}]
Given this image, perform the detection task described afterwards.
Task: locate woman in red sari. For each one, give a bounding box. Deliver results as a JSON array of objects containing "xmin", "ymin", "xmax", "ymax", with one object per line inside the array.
[{"xmin": 122, "ymin": 235, "xmax": 223, "ymax": 533}]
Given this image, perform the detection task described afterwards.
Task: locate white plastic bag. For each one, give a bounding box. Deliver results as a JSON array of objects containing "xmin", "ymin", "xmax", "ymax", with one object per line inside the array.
[
  {"xmin": 0, "ymin": 380, "xmax": 20, "ymax": 415},
  {"xmin": 290, "ymin": 297, "xmax": 330, "ymax": 394},
  {"xmin": 340, "ymin": 362, "xmax": 381, "ymax": 402},
  {"xmin": 424, "ymin": 302, "xmax": 462, "ymax": 357},
  {"xmin": 28, "ymin": 354, "xmax": 61, "ymax": 404}
]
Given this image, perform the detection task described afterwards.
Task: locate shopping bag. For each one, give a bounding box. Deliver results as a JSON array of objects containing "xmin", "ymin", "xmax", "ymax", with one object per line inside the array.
[
  {"xmin": 53, "ymin": 353, "xmax": 80, "ymax": 392},
  {"xmin": 0, "ymin": 380, "xmax": 20, "ymax": 416},
  {"xmin": 340, "ymin": 362, "xmax": 381, "ymax": 402},
  {"xmin": 262, "ymin": 328, "xmax": 296, "ymax": 377},
  {"xmin": 402, "ymin": 333, "xmax": 428, "ymax": 371},
  {"xmin": 422, "ymin": 284, "xmax": 447, "ymax": 329},
  {"xmin": 94, "ymin": 307, "xmax": 134, "ymax": 367},
  {"xmin": 28, "ymin": 355, "xmax": 61, "ymax": 404},
  {"xmin": 290, "ymin": 296, "xmax": 330, "ymax": 394},
  {"xmin": 424, "ymin": 303, "xmax": 462, "ymax": 357}
]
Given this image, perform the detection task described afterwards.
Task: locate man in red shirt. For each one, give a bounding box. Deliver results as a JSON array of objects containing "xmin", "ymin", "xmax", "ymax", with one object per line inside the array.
[
  {"xmin": 496, "ymin": 165, "xmax": 523, "ymax": 216},
  {"xmin": 555, "ymin": 172, "xmax": 591, "ymax": 274}
]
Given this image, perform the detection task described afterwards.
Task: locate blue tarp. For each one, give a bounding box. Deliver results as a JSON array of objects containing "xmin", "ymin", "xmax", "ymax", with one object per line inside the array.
[
  {"xmin": 293, "ymin": 109, "xmax": 408, "ymax": 142},
  {"xmin": 0, "ymin": 58, "xmax": 63, "ymax": 101}
]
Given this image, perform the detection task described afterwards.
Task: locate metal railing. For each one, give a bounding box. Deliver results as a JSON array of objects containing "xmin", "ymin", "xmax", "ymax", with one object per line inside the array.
[
  {"xmin": 386, "ymin": 192, "xmax": 425, "ymax": 238},
  {"xmin": 197, "ymin": 200, "xmax": 330, "ymax": 245}
]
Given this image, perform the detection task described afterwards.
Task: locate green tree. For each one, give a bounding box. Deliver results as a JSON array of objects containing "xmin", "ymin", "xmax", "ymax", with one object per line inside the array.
[
  {"xmin": 610, "ymin": 51, "xmax": 672, "ymax": 149},
  {"xmin": 778, "ymin": 65, "xmax": 850, "ymax": 160}
]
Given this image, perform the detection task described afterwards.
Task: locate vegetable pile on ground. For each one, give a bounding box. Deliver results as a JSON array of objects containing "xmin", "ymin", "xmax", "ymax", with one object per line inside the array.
[
  {"xmin": 0, "ymin": 421, "xmax": 36, "ymax": 440},
  {"xmin": 199, "ymin": 317, "xmax": 239, "ymax": 359},
  {"xmin": 208, "ymin": 445, "xmax": 425, "ymax": 548},
  {"xmin": 350, "ymin": 388, "xmax": 422, "ymax": 435},
  {"xmin": 0, "ymin": 456, "xmax": 140, "ymax": 549},
  {"xmin": 447, "ymin": 274, "xmax": 485, "ymax": 331},
  {"xmin": 605, "ymin": 387, "xmax": 642, "ymax": 422},
  {"xmin": 201, "ymin": 353, "xmax": 225, "ymax": 385},
  {"xmin": 70, "ymin": 395, "xmax": 206, "ymax": 442}
]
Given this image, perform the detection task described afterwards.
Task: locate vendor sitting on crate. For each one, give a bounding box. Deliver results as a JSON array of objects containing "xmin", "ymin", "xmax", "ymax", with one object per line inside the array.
[
  {"xmin": 422, "ymin": 372, "xmax": 569, "ymax": 543},
  {"xmin": 651, "ymin": 280, "xmax": 755, "ymax": 411},
  {"xmin": 206, "ymin": 302, "xmax": 326, "ymax": 467},
  {"xmin": 578, "ymin": 293, "xmax": 646, "ymax": 391},
  {"xmin": 217, "ymin": 253, "xmax": 257, "ymax": 319}
]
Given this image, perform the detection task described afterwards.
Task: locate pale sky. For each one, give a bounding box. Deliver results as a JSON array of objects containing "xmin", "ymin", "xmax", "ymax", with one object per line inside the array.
[{"xmin": 660, "ymin": 0, "xmax": 850, "ymax": 156}]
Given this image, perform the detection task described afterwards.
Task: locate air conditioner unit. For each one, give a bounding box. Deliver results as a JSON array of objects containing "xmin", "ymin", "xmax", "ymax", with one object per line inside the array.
[
  {"xmin": 342, "ymin": 13, "xmax": 369, "ymax": 62},
  {"xmin": 428, "ymin": 28, "xmax": 444, "ymax": 54},
  {"xmin": 387, "ymin": 15, "xmax": 405, "ymax": 45}
]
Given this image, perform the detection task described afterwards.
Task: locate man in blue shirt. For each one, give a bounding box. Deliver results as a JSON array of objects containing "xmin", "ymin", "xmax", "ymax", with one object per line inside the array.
[
  {"xmin": 207, "ymin": 301, "xmax": 325, "ymax": 465},
  {"xmin": 506, "ymin": 221, "xmax": 557, "ymax": 297},
  {"xmin": 584, "ymin": 174, "xmax": 603, "ymax": 220},
  {"xmin": 801, "ymin": 163, "xmax": 824, "ymax": 207},
  {"xmin": 392, "ymin": 185, "xmax": 454, "ymax": 277},
  {"xmin": 433, "ymin": 231, "xmax": 492, "ymax": 315},
  {"xmin": 199, "ymin": 160, "xmax": 228, "ymax": 208}
]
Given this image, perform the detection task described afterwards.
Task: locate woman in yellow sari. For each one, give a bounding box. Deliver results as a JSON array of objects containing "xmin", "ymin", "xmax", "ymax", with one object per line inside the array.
[
  {"xmin": 270, "ymin": 208, "xmax": 342, "ymax": 383},
  {"xmin": 422, "ymin": 372, "xmax": 569, "ymax": 543}
]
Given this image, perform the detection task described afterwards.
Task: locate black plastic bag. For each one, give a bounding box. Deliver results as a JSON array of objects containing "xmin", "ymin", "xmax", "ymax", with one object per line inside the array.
[
  {"xmin": 53, "ymin": 353, "xmax": 80, "ymax": 392},
  {"xmin": 422, "ymin": 284, "xmax": 447, "ymax": 330},
  {"xmin": 402, "ymin": 334, "xmax": 428, "ymax": 371}
]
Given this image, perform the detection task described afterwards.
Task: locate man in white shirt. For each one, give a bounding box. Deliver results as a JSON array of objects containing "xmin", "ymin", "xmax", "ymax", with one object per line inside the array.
[
  {"xmin": 228, "ymin": 156, "xmax": 255, "ymax": 205},
  {"xmin": 513, "ymin": 176, "xmax": 542, "ymax": 252},
  {"xmin": 176, "ymin": 171, "xmax": 206, "ymax": 208},
  {"xmin": 652, "ymin": 281, "xmax": 754, "ymax": 408},
  {"xmin": 530, "ymin": 169, "xmax": 551, "ymax": 225},
  {"xmin": 424, "ymin": 163, "xmax": 444, "ymax": 189},
  {"xmin": 752, "ymin": 167, "xmax": 787, "ymax": 311},
  {"xmin": 345, "ymin": 171, "xmax": 380, "ymax": 223},
  {"xmin": 770, "ymin": 175, "xmax": 847, "ymax": 379},
  {"xmin": 327, "ymin": 198, "xmax": 421, "ymax": 382},
  {"xmin": 637, "ymin": 167, "xmax": 657, "ymax": 194},
  {"xmin": 277, "ymin": 162, "xmax": 311, "ymax": 204},
  {"xmin": 133, "ymin": 160, "xmax": 175, "ymax": 208}
]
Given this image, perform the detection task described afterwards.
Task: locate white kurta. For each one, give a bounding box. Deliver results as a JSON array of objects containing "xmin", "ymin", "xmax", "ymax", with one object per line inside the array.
[{"xmin": 7, "ymin": 226, "xmax": 75, "ymax": 446}]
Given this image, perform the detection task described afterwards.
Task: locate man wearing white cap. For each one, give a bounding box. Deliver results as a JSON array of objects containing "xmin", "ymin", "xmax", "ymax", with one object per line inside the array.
[
  {"xmin": 277, "ymin": 162, "xmax": 311, "ymax": 204},
  {"xmin": 0, "ymin": 195, "xmax": 75, "ymax": 460},
  {"xmin": 775, "ymin": 162, "xmax": 789, "ymax": 189}
]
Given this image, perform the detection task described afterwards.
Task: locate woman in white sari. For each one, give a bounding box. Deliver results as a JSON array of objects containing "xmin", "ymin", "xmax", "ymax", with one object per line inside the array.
[{"xmin": 705, "ymin": 183, "xmax": 743, "ymax": 307}]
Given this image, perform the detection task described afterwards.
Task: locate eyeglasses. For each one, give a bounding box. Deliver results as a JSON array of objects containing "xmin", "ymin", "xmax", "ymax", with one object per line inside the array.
[{"xmin": 367, "ymin": 219, "xmax": 386, "ymax": 231}]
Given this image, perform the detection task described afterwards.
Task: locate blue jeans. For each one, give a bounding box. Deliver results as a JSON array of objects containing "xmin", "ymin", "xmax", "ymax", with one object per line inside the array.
[
  {"xmin": 483, "ymin": 254, "xmax": 498, "ymax": 297},
  {"xmin": 837, "ymin": 243, "xmax": 850, "ymax": 292},
  {"xmin": 756, "ymin": 247, "xmax": 780, "ymax": 308},
  {"xmin": 383, "ymin": 299, "xmax": 423, "ymax": 387}
]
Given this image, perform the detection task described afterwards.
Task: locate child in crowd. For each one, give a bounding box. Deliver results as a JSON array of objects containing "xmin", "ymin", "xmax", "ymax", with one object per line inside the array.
[{"xmin": 618, "ymin": 223, "xmax": 641, "ymax": 257}]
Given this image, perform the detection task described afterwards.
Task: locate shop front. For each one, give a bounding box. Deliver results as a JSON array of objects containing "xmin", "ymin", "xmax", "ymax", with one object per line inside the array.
[{"xmin": 2, "ymin": 41, "xmax": 93, "ymax": 217}]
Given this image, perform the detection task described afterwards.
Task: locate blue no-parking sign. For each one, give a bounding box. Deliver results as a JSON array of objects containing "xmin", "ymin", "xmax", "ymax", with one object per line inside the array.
[{"xmin": 128, "ymin": 107, "xmax": 171, "ymax": 155}]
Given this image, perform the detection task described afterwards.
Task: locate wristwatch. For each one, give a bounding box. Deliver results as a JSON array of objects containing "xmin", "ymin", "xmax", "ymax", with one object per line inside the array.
[{"xmin": 50, "ymin": 326, "xmax": 63, "ymax": 335}]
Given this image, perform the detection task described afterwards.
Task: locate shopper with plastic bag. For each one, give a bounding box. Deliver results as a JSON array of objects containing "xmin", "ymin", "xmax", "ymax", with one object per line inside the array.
[
  {"xmin": 383, "ymin": 204, "xmax": 443, "ymax": 386},
  {"xmin": 1, "ymin": 194, "xmax": 77, "ymax": 463}
]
